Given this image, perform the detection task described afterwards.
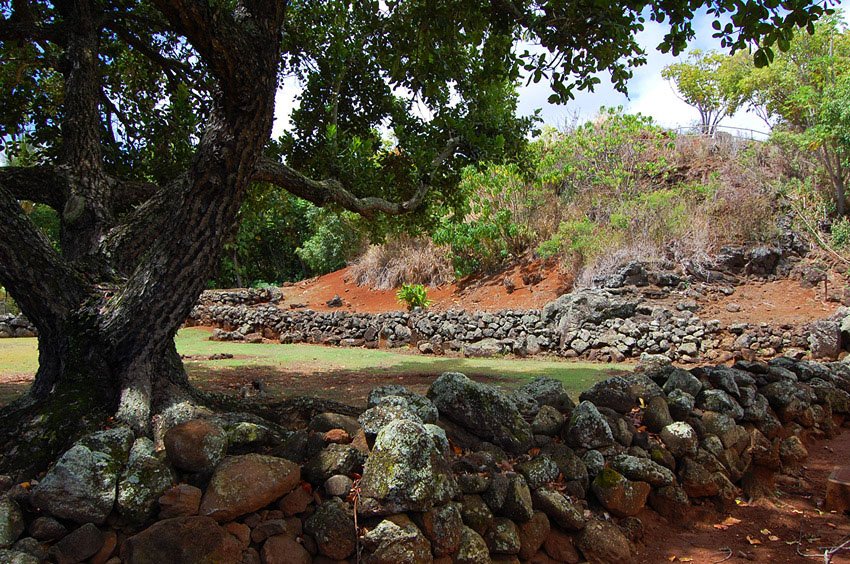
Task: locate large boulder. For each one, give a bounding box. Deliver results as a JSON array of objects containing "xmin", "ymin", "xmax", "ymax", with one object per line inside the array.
[
  {"xmin": 367, "ymin": 386, "xmax": 439, "ymax": 424},
  {"xmin": 199, "ymin": 454, "xmax": 300, "ymax": 522},
  {"xmin": 121, "ymin": 516, "xmax": 241, "ymax": 564},
  {"xmin": 31, "ymin": 427, "xmax": 134, "ymax": 524},
  {"xmin": 361, "ymin": 514, "xmax": 433, "ymax": 564},
  {"xmin": 809, "ymin": 320, "xmax": 842, "ymax": 359},
  {"xmin": 579, "ymin": 377, "xmax": 637, "ymax": 413},
  {"xmin": 543, "ymin": 289, "xmax": 639, "ymax": 336},
  {"xmin": 117, "ymin": 437, "xmax": 175, "ymax": 524},
  {"xmin": 427, "ymin": 372, "xmax": 534, "ymax": 454},
  {"xmin": 357, "ymin": 419, "xmax": 457, "ymax": 516}
]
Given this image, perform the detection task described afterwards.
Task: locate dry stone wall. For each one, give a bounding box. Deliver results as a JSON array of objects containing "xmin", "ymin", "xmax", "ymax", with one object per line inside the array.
[
  {"xmin": 187, "ymin": 288, "xmax": 839, "ymax": 363},
  {"xmin": 3, "ymin": 355, "xmax": 849, "ymax": 563}
]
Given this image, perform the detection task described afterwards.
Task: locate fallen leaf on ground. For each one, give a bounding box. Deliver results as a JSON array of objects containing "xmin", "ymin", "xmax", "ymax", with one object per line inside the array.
[
  {"xmin": 747, "ymin": 535, "xmax": 762, "ymax": 545},
  {"xmin": 714, "ymin": 516, "xmax": 742, "ymax": 530},
  {"xmin": 768, "ymin": 535, "xmax": 780, "ymax": 541},
  {"xmin": 760, "ymin": 528, "xmax": 771, "ymax": 535}
]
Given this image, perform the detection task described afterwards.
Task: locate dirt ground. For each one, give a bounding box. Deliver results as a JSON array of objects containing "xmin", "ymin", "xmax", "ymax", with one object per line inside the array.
[
  {"xmin": 277, "ymin": 264, "xmax": 844, "ymax": 329},
  {"xmin": 637, "ymin": 423, "xmax": 850, "ymax": 563}
]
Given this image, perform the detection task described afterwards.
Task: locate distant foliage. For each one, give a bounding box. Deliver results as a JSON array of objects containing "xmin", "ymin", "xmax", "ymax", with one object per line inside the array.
[
  {"xmin": 396, "ymin": 284, "xmax": 431, "ymax": 310},
  {"xmin": 350, "ymin": 236, "xmax": 453, "ymax": 289}
]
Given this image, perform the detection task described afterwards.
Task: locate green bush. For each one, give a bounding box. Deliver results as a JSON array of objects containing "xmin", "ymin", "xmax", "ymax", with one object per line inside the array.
[
  {"xmin": 396, "ymin": 284, "xmax": 431, "ymax": 310},
  {"xmin": 832, "ymin": 217, "xmax": 850, "ymax": 248}
]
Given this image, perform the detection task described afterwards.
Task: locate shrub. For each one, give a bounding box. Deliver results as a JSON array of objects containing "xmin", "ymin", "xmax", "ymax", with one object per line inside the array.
[
  {"xmin": 832, "ymin": 217, "xmax": 850, "ymax": 248},
  {"xmin": 296, "ymin": 209, "xmax": 366, "ymax": 275},
  {"xmin": 396, "ymin": 284, "xmax": 431, "ymax": 310},
  {"xmin": 349, "ymin": 236, "xmax": 454, "ymax": 289}
]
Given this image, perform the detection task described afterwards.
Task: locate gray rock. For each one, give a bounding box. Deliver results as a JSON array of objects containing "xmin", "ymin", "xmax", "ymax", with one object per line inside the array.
[
  {"xmin": 809, "ymin": 320, "xmax": 841, "ymax": 359},
  {"xmin": 117, "ymin": 437, "xmax": 175, "ymax": 524},
  {"xmin": 663, "ymin": 369, "xmax": 703, "ymax": 397},
  {"xmin": 358, "ymin": 419, "xmax": 456, "ymax": 516},
  {"xmin": 648, "ymin": 484, "xmax": 691, "ymax": 520},
  {"xmin": 543, "ymin": 289, "xmax": 639, "ymax": 334},
  {"xmin": 484, "ymin": 517, "xmax": 521, "ymax": 555},
  {"xmin": 660, "ymin": 422, "xmax": 698, "ymax": 458},
  {"xmin": 51, "ymin": 523, "xmax": 104, "ymax": 564},
  {"xmin": 667, "ymin": 389, "xmax": 696, "ymax": 421},
  {"xmin": 413, "ymin": 503, "xmax": 463, "ymax": 557},
  {"xmin": 367, "ymin": 386, "xmax": 439, "ymax": 423},
  {"xmin": 483, "ymin": 472, "xmax": 534, "ymax": 522},
  {"xmin": 11, "ymin": 538, "xmax": 46, "ymax": 562},
  {"xmin": 31, "ymin": 427, "xmax": 134, "ymax": 524},
  {"xmin": 459, "ymin": 495, "xmax": 494, "ymax": 536},
  {"xmin": 358, "ymin": 404, "xmax": 422, "ymax": 440},
  {"xmin": 563, "ymin": 401, "xmax": 614, "ymax": 450},
  {"xmin": 642, "ymin": 396, "xmax": 673, "ymax": 433},
  {"xmin": 0, "ymin": 496, "xmax": 24, "ymax": 548},
  {"xmin": 532, "ymin": 405, "xmax": 565, "ymax": 436},
  {"xmin": 302, "ymin": 444, "xmax": 363, "ymax": 485},
  {"xmin": 611, "ymin": 454, "xmax": 675, "ymax": 487},
  {"xmin": 697, "ymin": 389, "xmax": 744, "ymax": 420},
  {"xmin": 515, "ymin": 456, "xmax": 560, "ymax": 489},
  {"xmin": 427, "ymin": 372, "xmax": 534, "ymax": 454},
  {"xmin": 576, "ymin": 519, "xmax": 633, "ymax": 564},
  {"xmin": 531, "ymin": 488, "xmax": 585, "ymax": 531},
  {"xmin": 27, "ymin": 517, "xmax": 66, "ymax": 542},
  {"xmin": 308, "ymin": 412, "xmax": 361, "ymax": 436},
  {"xmin": 463, "ymin": 338, "xmax": 505, "ymax": 358},
  {"xmin": 0, "ymin": 549, "xmax": 38, "ymax": 564},
  {"xmin": 516, "ymin": 377, "xmax": 576, "ymax": 413},
  {"xmin": 361, "ymin": 515, "xmax": 432, "ymax": 564},
  {"xmin": 324, "ymin": 474, "xmax": 353, "ymax": 497},
  {"xmin": 582, "ymin": 450, "xmax": 606, "ymax": 477},
  {"xmin": 579, "ymin": 377, "xmax": 637, "ymax": 413}
]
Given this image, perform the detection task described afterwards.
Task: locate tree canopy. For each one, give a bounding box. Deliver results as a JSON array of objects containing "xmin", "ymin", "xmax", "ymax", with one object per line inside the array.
[{"xmin": 0, "ymin": 0, "xmax": 839, "ymax": 474}]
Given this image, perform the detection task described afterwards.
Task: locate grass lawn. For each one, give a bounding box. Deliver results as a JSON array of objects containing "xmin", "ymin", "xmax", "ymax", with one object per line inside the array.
[{"xmin": 0, "ymin": 327, "xmax": 629, "ymax": 407}]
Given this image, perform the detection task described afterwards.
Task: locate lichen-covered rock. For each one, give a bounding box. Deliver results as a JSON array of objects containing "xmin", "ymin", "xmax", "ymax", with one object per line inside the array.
[
  {"xmin": 611, "ymin": 455, "xmax": 675, "ymax": 487},
  {"xmin": 455, "ymin": 526, "xmax": 490, "ymax": 564},
  {"xmin": 460, "ymin": 495, "xmax": 495, "ymax": 536},
  {"xmin": 543, "ymin": 289, "xmax": 638, "ymax": 335},
  {"xmin": 659, "ymin": 422, "xmax": 698, "ymax": 458},
  {"xmin": 532, "ymin": 405, "xmax": 565, "ymax": 436},
  {"xmin": 697, "ymin": 390, "xmax": 744, "ymax": 420},
  {"xmin": 362, "ymin": 514, "xmax": 433, "ymax": 564},
  {"xmin": 31, "ymin": 427, "xmax": 134, "ymax": 524},
  {"xmin": 163, "ymin": 419, "xmax": 227, "ymax": 474},
  {"xmin": 199, "ymin": 454, "xmax": 300, "ymax": 522},
  {"xmin": 591, "ymin": 469, "xmax": 650, "ymax": 518},
  {"xmin": 666, "ymin": 389, "xmax": 695, "ymax": 421},
  {"xmin": 427, "ymin": 372, "xmax": 534, "ymax": 454},
  {"xmin": 579, "ymin": 377, "xmax": 637, "ymax": 413},
  {"xmin": 515, "ymin": 456, "xmax": 560, "ymax": 489},
  {"xmin": 0, "ymin": 549, "xmax": 38, "ymax": 564},
  {"xmin": 358, "ymin": 403, "xmax": 423, "ymax": 440},
  {"xmin": 367, "ymin": 385, "xmax": 439, "ymax": 423},
  {"xmin": 117, "ymin": 437, "xmax": 175, "ymax": 524},
  {"xmin": 760, "ymin": 380, "xmax": 816, "ymax": 423},
  {"xmin": 485, "ymin": 517, "xmax": 521, "ymax": 555},
  {"xmin": 516, "ymin": 377, "xmax": 576, "ymax": 413},
  {"xmin": 576, "ymin": 519, "xmax": 633, "ymax": 564},
  {"xmin": 530, "ymin": 488, "xmax": 585, "ymax": 531},
  {"xmin": 413, "ymin": 503, "xmax": 463, "ymax": 557},
  {"xmin": 563, "ymin": 401, "xmax": 614, "ymax": 450},
  {"xmin": 121, "ymin": 516, "xmax": 241, "ymax": 564},
  {"xmin": 10, "ymin": 538, "xmax": 46, "ymax": 562},
  {"xmin": 302, "ymin": 444, "xmax": 364, "ymax": 485},
  {"xmin": 0, "ymin": 496, "xmax": 24, "ymax": 548},
  {"xmin": 358, "ymin": 419, "xmax": 457, "ymax": 516},
  {"xmin": 779, "ymin": 435, "xmax": 808, "ymax": 473},
  {"xmin": 541, "ymin": 443, "xmax": 589, "ymax": 491},
  {"xmin": 809, "ymin": 319, "xmax": 841, "ymax": 359},
  {"xmin": 304, "ymin": 498, "xmax": 356, "ymax": 561}
]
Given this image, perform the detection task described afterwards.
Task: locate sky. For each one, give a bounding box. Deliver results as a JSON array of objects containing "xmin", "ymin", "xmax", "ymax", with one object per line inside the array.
[{"xmin": 271, "ymin": 8, "xmax": 850, "ymax": 142}]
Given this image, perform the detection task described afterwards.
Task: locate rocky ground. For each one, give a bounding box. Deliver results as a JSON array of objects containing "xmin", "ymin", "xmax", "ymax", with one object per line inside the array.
[{"xmin": 0, "ymin": 354, "xmax": 848, "ymax": 563}]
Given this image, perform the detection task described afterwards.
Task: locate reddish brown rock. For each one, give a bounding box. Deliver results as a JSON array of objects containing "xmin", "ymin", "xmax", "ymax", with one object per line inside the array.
[
  {"xmin": 199, "ymin": 455, "xmax": 300, "ymax": 523},
  {"xmin": 518, "ymin": 511, "xmax": 551, "ymax": 560},
  {"xmin": 164, "ymin": 419, "xmax": 228, "ymax": 473},
  {"xmin": 91, "ymin": 530, "xmax": 117, "ymax": 564},
  {"xmin": 250, "ymin": 519, "xmax": 287, "ymax": 544},
  {"xmin": 543, "ymin": 529, "xmax": 580, "ymax": 564},
  {"xmin": 158, "ymin": 484, "xmax": 202, "ymax": 519},
  {"xmin": 261, "ymin": 535, "xmax": 312, "ymax": 564},
  {"xmin": 121, "ymin": 516, "xmax": 242, "ymax": 564},
  {"xmin": 225, "ymin": 522, "xmax": 251, "ymax": 548},
  {"xmin": 278, "ymin": 486, "xmax": 312, "ymax": 517},
  {"xmin": 323, "ymin": 429, "xmax": 351, "ymax": 444},
  {"xmin": 52, "ymin": 523, "xmax": 104, "ymax": 564}
]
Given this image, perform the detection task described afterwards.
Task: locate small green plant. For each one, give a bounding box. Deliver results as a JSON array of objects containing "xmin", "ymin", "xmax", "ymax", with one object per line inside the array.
[
  {"xmin": 396, "ymin": 284, "xmax": 431, "ymax": 310},
  {"xmin": 832, "ymin": 217, "xmax": 850, "ymax": 249}
]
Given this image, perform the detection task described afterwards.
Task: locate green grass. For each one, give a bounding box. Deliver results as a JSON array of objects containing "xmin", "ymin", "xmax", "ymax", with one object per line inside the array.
[{"xmin": 0, "ymin": 327, "xmax": 629, "ymax": 405}]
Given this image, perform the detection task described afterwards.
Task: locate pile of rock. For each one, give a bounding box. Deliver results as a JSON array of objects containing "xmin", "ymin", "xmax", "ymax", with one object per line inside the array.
[
  {"xmin": 0, "ymin": 314, "xmax": 37, "ymax": 338},
  {"xmin": 197, "ymin": 287, "xmax": 282, "ymax": 309},
  {"xmin": 1, "ymin": 356, "xmax": 848, "ymax": 563},
  {"xmin": 188, "ymin": 287, "xmax": 844, "ymax": 363}
]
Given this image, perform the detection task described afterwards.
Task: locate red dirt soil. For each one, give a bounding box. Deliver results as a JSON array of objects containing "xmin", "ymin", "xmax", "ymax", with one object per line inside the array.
[
  {"xmin": 637, "ymin": 424, "xmax": 850, "ymax": 563},
  {"xmin": 279, "ymin": 264, "xmax": 843, "ymax": 328}
]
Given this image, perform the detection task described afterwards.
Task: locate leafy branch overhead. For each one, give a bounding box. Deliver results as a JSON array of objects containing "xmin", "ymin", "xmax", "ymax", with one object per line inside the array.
[{"xmin": 0, "ymin": 0, "xmax": 838, "ymax": 455}]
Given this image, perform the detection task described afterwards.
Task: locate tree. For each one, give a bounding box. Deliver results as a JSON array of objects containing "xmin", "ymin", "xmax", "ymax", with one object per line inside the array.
[
  {"xmin": 0, "ymin": 0, "xmax": 834, "ymax": 475},
  {"xmin": 736, "ymin": 13, "xmax": 850, "ymax": 214},
  {"xmin": 662, "ymin": 49, "xmax": 749, "ymax": 135}
]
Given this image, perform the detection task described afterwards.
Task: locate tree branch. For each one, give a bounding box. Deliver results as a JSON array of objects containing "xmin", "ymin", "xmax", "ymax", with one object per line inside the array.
[
  {"xmin": 252, "ymin": 137, "xmax": 459, "ymax": 218},
  {"xmin": 0, "ymin": 184, "xmax": 86, "ymax": 332},
  {"xmin": 0, "ymin": 166, "xmax": 66, "ymax": 210}
]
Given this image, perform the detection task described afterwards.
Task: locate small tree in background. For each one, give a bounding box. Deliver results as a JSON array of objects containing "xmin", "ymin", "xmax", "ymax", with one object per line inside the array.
[{"xmin": 662, "ymin": 50, "xmax": 749, "ymax": 135}]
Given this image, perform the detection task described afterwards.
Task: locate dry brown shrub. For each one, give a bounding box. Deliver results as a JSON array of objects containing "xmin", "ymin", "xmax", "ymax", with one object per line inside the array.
[{"xmin": 349, "ymin": 236, "xmax": 454, "ymax": 289}]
